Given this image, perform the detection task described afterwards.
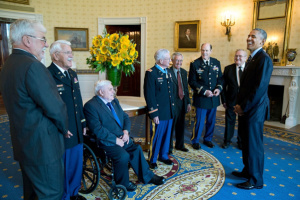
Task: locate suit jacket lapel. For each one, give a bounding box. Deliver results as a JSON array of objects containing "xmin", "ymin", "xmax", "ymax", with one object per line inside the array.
[
  {"xmin": 232, "ymin": 65, "xmax": 239, "ymax": 86},
  {"xmin": 50, "ymin": 63, "xmax": 72, "ymax": 87},
  {"xmin": 170, "ymin": 67, "xmax": 178, "ymax": 85},
  {"xmin": 95, "ymin": 97, "xmax": 122, "ymax": 128}
]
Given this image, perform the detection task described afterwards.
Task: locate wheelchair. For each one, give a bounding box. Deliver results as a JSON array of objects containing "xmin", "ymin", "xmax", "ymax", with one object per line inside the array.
[{"xmin": 80, "ymin": 134, "xmax": 127, "ymax": 200}]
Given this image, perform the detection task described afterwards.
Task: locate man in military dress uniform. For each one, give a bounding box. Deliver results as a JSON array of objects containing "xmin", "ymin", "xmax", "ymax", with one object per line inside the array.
[
  {"xmin": 48, "ymin": 40, "xmax": 87, "ymax": 200},
  {"xmin": 144, "ymin": 49, "xmax": 175, "ymax": 169},
  {"xmin": 188, "ymin": 43, "xmax": 223, "ymax": 149}
]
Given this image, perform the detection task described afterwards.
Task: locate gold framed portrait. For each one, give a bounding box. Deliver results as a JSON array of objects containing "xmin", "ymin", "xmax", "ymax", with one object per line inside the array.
[
  {"xmin": 174, "ymin": 20, "xmax": 201, "ymax": 52},
  {"xmin": 54, "ymin": 27, "xmax": 89, "ymax": 51},
  {"xmin": 0, "ymin": 0, "xmax": 29, "ymax": 4}
]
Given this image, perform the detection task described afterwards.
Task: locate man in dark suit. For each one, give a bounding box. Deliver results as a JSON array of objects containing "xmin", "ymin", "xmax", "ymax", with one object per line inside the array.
[
  {"xmin": 48, "ymin": 40, "xmax": 87, "ymax": 200},
  {"xmin": 233, "ymin": 28, "xmax": 273, "ymax": 190},
  {"xmin": 188, "ymin": 43, "xmax": 223, "ymax": 149},
  {"xmin": 84, "ymin": 80, "xmax": 166, "ymax": 192},
  {"xmin": 169, "ymin": 52, "xmax": 191, "ymax": 154},
  {"xmin": 220, "ymin": 49, "xmax": 247, "ymax": 149},
  {"xmin": 144, "ymin": 49, "xmax": 175, "ymax": 169},
  {"xmin": 179, "ymin": 28, "xmax": 196, "ymax": 49},
  {"xmin": 0, "ymin": 19, "xmax": 68, "ymax": 200}
]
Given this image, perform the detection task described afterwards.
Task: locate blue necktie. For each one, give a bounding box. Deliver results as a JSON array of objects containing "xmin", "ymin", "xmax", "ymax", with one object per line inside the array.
[{"xmin": 107, "ymin": 102, "xmax": 121, "ymax": 127}]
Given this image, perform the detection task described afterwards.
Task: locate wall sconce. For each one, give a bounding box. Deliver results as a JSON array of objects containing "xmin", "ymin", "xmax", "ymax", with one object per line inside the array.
[{"xmin": 221, "ymin": 11, "xmax": 235, "ymax": 41}]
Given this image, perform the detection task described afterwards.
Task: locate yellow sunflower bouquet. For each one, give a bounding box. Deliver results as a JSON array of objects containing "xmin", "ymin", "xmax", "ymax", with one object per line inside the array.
[{"xmin": 86, "ymin": 30, "xmax": 139, "ymax": 77}]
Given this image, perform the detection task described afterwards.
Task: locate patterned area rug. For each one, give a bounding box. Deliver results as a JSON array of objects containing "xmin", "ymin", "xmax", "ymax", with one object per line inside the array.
[{"xmin": 81, "ymin": 145, "xmax": 225, "ymax": 200}]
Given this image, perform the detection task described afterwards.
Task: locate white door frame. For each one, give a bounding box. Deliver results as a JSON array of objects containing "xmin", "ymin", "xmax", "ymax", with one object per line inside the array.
[{"xmin": 98, "ymin": 17, "xmax": 146, "ymax": 97}]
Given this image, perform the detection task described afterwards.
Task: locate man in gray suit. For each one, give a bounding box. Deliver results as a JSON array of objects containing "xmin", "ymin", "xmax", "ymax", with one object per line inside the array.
[
  {"xmin": 0, "ymin": 19, "xmax": 68, "ymax": 200},
  {"xmin": 169, "ymin": 53, "xmax": 191, "ymax": 154}
]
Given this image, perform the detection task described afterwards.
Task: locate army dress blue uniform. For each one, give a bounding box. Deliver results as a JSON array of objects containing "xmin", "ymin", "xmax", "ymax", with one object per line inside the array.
[
  {"xmin": 144, "ymin": 64, "xmax": 175, "ymax": 164},
  {"xmin": 48, "ymin": 63, "xmax": 86, "ymax": 200},
  {"xmin": 188, "ymin": 57, "xmax": 223, "ymax": 144}
]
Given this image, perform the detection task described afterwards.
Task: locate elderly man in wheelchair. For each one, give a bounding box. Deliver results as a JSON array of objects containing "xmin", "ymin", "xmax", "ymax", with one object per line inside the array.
[{"xmin": 83, "ymin": 80, "xmax": 166, "ymax": 192}]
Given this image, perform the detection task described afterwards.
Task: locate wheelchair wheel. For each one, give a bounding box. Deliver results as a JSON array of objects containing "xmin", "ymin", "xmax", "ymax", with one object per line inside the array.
[
  {"xmin": 108, "ymin": 185, "xmax": 127, "ymax": 200},
  {"xmin": 80, "ymin": 143, "xmax": 100, "ymax": 194}
]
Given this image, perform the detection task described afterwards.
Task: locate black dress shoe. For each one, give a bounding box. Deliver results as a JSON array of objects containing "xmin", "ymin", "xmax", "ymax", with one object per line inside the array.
[
  {"xmin": 149, "ymin": 174, "xmax": 166, "ymax": 185},
  {"xmin": 175, "ymin": 147, "xmax": 189, "ymax": 152},
  {"xmin": 70, "ymin": 194, "xmax": 87, "ymax": 200},
  {"xmin": 126, "ymin": 181, "xmax": 137, "ymax": 192},
  {"xmin": 192, "ymin": 143, "xmax": 201, "ymax": 150},
  {"xmin": 158, "ymin": 158, "xmax": 173, "ymax": 165},
  {"xmin": 232, "ymin": 171, "xmax": 249, "ymax": 179},
  {"xmin": 236, "ymin": 181, "xmax": 263, "ymax": 190},
  {"xmin": 149, "ymin": 162, "xmax": 158, "ymax": 169},
  {"xmin": 203, "ymin": 141, "xmax": 215, "ymax": 148},
  {"xmin": 222, "ymin": 143, "xmax": 230, "ymax": 149}
]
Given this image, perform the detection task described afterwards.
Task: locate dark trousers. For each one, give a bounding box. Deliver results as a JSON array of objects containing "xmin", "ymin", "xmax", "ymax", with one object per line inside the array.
[
  {"xmin": 170, "ymin": 99, "xmax": 186, "ymax": 152},
  {"xmin": 62, "ymin": 143, "xmax": 83, "ymax": 200},
  {"xmin": 20, "ymin": 158, "xmax": 64, "ymax": 200},
  {"xmin": 101, "ymin": 140, "xmax": 154, "ymax": 188},
  {"xmin": 240, "ymin": 103, "xmax": 267, "ymax": 186},
  {"xmin": 191, "ymin": 107, "xmax": 216, "ymax": 143},
  {"xmin": 224, "ymin": 107, "xmax": 242, "ymax": 145}
]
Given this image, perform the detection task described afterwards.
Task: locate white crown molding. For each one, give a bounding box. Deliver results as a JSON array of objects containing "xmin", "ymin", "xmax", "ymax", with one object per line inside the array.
[{"xmin": 0, "ymin": 9, "xmax": 43, "ymax": 23}]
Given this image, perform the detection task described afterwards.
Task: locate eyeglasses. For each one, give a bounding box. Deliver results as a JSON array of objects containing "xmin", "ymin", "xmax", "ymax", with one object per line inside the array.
[
  {"xmin": 26, "ymin": 35, "xmax": 47, "ymax": 44},
  {"xmin": 235, "ymin": 55, "xmax": 246, "ymax": 58},
  {"xmin": 58, "ymin": 51, "xmax": 73, "ymax": 55}
]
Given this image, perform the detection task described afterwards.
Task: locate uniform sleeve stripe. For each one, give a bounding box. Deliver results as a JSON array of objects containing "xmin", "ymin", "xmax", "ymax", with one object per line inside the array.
[{"xmin": 148, "ymin": 109, "xmax": 158, "ymax": 114}]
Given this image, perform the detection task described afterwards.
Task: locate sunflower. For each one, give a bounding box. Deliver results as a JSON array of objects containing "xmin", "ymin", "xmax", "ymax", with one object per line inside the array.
[
  {"xmin": 96, "ymin": 54, "xmax": 106, "ymax": 63},
  {"xmin": 92, "ymin": 38, "xmax": 100, "ymax": 47},
  {"xmin": 110, "ymin": 33, "xmax": 119, "ymax": 41},
  {"xmin": 129, "ymin": 48, "xmax": 136, "ymax": 56},
  {"xmin": 119, "ymin": 49, "xmax": 128, "ymax": 59},
  {"xmin": 110, "ymin": 42, "xmax": 117, "ymax": 49},
  {"xmin": 87, "ymin": 29, "xmax": 139, "ymax": 77},
  {"xmin": 111, "ymin": 58, "xmax": 121, "ymax": 66},
  {"xmin": 120, "ymin": 43, "xmax": 129, "ymax": 50},
  {"xmin": 102, "ymin": 38, "xmax": 111, "ymax": 47},
  {"xmin": 120, "ymin": 35, "xmax": 130, "ymax": 44},
  {"xmin": 100, "ymin": 45, "xmax": 109, "ymax": 54}
]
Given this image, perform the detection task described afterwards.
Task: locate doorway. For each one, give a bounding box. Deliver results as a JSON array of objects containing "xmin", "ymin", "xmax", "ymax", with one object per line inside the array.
[
  {"xmin": 0, "ymin": 20, "xmax": 12, "ymax": 115},
  {"xmin": 106, "ymin": 25, "xmax": 141, "ymax": 97}
]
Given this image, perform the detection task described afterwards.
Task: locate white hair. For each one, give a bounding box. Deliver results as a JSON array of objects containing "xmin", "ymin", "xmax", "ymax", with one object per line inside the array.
[
  {"xmin": 94, "ymin": 80, "xmax": 112, "ymax": 96},
  {"xmin": 172, "ymin": 52, "xmax": 184, "ymax": 60},
  {"xmin": 9, "ymin": 19, "xmax": 46, "ymax": 46},
  {"xmin": 154, "ymin": 49, "xmax": 170, "ymax": 63},
  {"xmin": 49, "ymin": 40, "xmax": 71, "ymax": 56}
]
